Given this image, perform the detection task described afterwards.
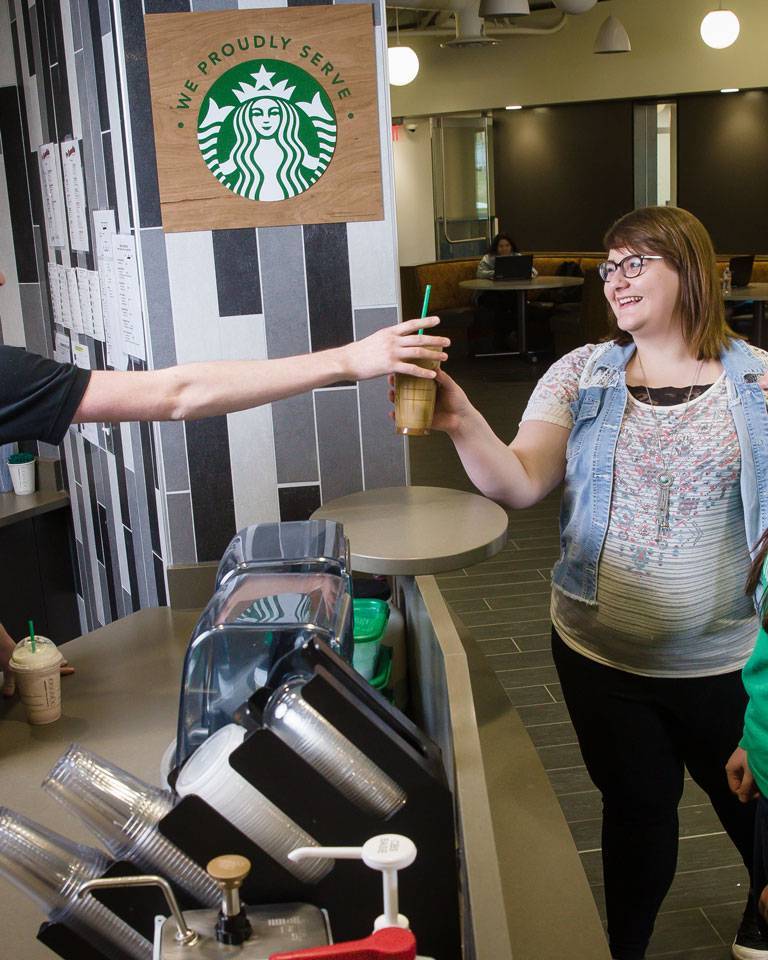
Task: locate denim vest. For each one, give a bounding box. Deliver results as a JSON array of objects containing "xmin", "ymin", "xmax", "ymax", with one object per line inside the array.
[{"xmin": 553, "ymin": 337, "xmax": 768, "ymax": 610}]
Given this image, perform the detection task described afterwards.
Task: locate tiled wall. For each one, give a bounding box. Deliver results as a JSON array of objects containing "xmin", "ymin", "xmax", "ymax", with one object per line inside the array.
[{"xmin": 0, "ymin": 0, "xmax": 405, "ymax": 633}]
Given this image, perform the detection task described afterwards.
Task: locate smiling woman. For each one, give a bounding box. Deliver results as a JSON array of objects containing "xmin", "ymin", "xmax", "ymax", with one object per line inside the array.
[{"xmin": 423, "ymin": 206, "xmax": 768, "ymax": 960}]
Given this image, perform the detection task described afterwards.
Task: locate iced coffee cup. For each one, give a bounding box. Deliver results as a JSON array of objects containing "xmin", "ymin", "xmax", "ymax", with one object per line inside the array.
[
  {"xmin": 9, "ymin": 636, "xmax": 63, "ymax": 724},
  {"xmin": 394, "ymin": 345, "xmax": 442, "ymax": 436}
]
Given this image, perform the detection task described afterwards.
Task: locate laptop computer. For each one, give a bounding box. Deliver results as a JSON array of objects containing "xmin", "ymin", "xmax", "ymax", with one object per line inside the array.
[
  {"xmin": 729, "ymin": 254, "xmax": 754, "ymax": 288},
  {"xmin": 493, "ymin": 254, "xmax": 533, "ymax": 281}
]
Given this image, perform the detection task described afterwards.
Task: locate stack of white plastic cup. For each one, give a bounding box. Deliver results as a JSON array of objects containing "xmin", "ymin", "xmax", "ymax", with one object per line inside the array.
[{"xmin": 174, "ymin": 723, "xmax": 331, "ymax": 883}]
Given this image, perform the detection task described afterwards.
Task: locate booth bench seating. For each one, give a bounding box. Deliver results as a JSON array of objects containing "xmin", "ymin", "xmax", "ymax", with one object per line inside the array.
[{"xmin": 400, "ymin": 254, "xmax": 768, "ymax": 359}]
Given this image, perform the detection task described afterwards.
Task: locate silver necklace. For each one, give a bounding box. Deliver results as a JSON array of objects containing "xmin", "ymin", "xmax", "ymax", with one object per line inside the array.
[{"xmin": 634, "ymin": 352, "xmax": 704, "ymax": 542}]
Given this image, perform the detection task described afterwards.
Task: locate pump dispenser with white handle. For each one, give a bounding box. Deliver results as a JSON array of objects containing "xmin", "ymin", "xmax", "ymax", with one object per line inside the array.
[{"xmin": 288, "ymin": 834, "xmax": 416, "ymax": 932}]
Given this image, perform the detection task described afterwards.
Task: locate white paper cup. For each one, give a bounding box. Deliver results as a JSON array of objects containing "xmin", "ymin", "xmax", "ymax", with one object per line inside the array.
[
  {"xmin": 9, "ymin": 636, "xmax": 63, "ymax": 724},
  {"xmin": 8, "ymin": 459, "xmax": 36, "ymax": 495}
]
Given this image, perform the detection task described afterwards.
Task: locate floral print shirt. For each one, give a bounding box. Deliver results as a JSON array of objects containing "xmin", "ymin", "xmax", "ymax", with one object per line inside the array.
[{"xmin": 522, "ymin": 343, "xmax": 766, "ymax": 676}]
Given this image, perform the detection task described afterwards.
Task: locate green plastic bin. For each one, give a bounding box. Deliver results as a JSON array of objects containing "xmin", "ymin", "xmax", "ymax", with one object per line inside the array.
[{"xmin": 352, "ymin": 598, "xmax": 389, "ymax": 680}]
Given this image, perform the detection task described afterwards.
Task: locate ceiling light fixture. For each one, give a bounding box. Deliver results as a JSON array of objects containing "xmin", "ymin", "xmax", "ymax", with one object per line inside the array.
[
  {"xmin": 479, "ymin": 0, "xmax": 530, "ymax": 17},
  {"xmin": 700, "ymin": 6, "xmax": 740, "ymax": 49},
  {"xmin": 553, "ymin": 0, "xmax": 597, "ymax": 13},
  {"xmin": 505, "ymin": 104, "xmax": 523, "ymax": 110},
  {"xmin": 720, "ymin": 87, "xmax": 740, "ymax": 93},
  {"xmin": 388, "ymin": 9, "xmax": 420, "ymax": 87},
  {"xmin": 594, "ymin": 15, "xmax": 631, "ymax": 54}
]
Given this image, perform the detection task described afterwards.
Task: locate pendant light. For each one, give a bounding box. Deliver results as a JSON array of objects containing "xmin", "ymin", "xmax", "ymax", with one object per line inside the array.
[
  {"xmin": 700, "ymin": 4, "xmax": 740, "ymax": 49},
  {"xmin": 479, "ymin": 0, "xmax": 530, "ymax": 17},
  {"xmin": 594, "ymin": 15, "xmax": 631, "ymax": 54},
  {"xmin": 553, "ymin": 0, "xmax": 597, "ymax": 13},
  {"xmin": 388, "ymin": 9, "xmax": 420, "ymax": 87}
]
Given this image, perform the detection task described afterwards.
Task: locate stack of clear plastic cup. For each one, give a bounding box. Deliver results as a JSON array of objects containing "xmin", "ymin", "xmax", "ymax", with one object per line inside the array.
[
  {"xmin": 174, "ymin": 724, "xmax": 331, "ymax": 884},
  {"xmin": 42, "ymin": 744, "xmax": 220, "ymax": 907},
  {"xmin": 262, "ymin": 679, "xmax": 407, "ymax": 819},
  {"xmin": 0, "ymin": 807, "xmax": 152, "ymax": 960}
]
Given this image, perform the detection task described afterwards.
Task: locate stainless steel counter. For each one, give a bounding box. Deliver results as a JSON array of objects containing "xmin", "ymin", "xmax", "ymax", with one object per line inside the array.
[{"xmin": 0, "ymin": 594, "xmax": 609, "ymax": 959}]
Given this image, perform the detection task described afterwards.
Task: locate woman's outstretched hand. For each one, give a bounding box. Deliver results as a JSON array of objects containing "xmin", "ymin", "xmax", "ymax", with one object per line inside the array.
[
  {"xmin": 387, "ymin": 367, "xmax": 474, "ymax": 435},
  {"xmin": 339, "ymin": 317, "xmax": 450, "ymax": 382}
]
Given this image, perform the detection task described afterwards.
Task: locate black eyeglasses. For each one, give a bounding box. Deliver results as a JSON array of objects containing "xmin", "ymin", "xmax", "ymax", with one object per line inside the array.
[{"xmin": 598, "ymin": 254, "xmax": 663, "ymax": 281}]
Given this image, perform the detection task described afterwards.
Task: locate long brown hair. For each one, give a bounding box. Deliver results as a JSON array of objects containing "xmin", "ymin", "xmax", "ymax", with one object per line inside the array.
[
  {"xmin": 603, "ymin": 206, "xmax": 736, "ymax": 360},
  {"xmin": 747, "ymin": 530, "xmax": 768, "ymax": 629}
]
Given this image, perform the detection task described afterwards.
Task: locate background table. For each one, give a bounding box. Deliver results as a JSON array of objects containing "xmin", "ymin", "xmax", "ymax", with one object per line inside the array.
[
  {"xmin": 312, "ymin": 485, "xmax": 508, "ymax": 576},
  {"xmin": 460, "ymin": 275, "xmax": 584, "ymax": 356},
  {"xmin": 727, "ymin": 282, "xmax": 768, "ymax": 348}
]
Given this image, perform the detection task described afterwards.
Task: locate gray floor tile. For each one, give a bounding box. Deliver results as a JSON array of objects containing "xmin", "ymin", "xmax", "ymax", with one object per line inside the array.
[
  {"xmin": 447, "ymin": 598, "xmax": 491, "ymax": 614},
  {"xmin": 547, "ymin": 766, "xmax": 594, "ymax": 795},
  {"xmin": 459, "ymin": 553, "xmax": 560, "ymax": 576},
  {"xmin": 537, "ymin": 742, "xmax": 587, "ymax": 770},
  {"xmin": 474, "ymin": 636, "xmax": 521, "ymax": 656},
  {"xmin": 487, "ymin": 648, "xmax": 555, "ymax": 672},
  {"xmin": 581, "ymin": 835, "xmax": 743, "ymax": 886},
  {"xmin": 439, "ymin": 579, "xmax": 550, "ymax": 602},
  {"xmin": 646, "ymin": 908, "xmax": 725, "ymax": 956},
  {"xmin": 546, "ymin": 681, "xmax": 564, "ymax": 701},
  {"xmin": 657, "ymin": 864, "xmax": 749, "ymax": 914},
  {"xmin": 513, "ymin": 632, "xmax": 552, "ymax": 651},
  {"xmin": 516, "ymin": 701, "xmax": 571, "ymax": 726},
  {"xmin": 503, "ymin": 685, "xmax": 556, "ymax": 707},
  {"xmin": 498, "ymin": 665, "xmax": 561, "ymax": 689},
  {"xmin": 526, "ymin": 720, "xmax": 578, "ymax": 748},
  {"xmin": 700, "ymin": 900, "xmax": 744, "ymax": 947}
]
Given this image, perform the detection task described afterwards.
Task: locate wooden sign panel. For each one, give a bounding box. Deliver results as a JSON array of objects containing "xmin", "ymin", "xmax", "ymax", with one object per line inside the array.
[{"xmin": 144, "ymin": 6, "xmax": 383, "ymax": 232}]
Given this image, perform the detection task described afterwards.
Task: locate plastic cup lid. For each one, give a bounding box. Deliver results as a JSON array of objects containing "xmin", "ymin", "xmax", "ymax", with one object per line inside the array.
[{"xmin": 175, "ymin": 724, "xmax": 245, "ymax": 796}]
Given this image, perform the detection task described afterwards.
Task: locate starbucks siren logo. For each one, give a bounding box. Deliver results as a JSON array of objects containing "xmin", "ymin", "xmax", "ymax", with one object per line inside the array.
[{"xmin": 197, "ymin": 60, "xmax": 337, "ymax": 202}]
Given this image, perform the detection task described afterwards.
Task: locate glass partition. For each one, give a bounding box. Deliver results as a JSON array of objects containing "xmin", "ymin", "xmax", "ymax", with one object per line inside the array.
[{"xmin": 432, "ymin": 114, "xmax": 495, "ymax": 260}]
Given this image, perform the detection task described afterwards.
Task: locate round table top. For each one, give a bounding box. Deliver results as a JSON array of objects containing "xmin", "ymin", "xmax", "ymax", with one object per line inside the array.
[
  {"xmin": 311, "ymin": 485, "xmax": 509, "ymax": 575},
  {"xmin": 726, "ymin": 283, "xmax": 768, "ymax": 302},
  {"xmin": 460, "ymin": 276, "xmax": 584, "ymax": 292}
]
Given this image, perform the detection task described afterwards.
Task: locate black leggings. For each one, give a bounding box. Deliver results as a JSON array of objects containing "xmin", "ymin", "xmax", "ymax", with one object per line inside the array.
[{"xmin": 552, "ymin": 628, "xmax": 754, "ymax": 960}]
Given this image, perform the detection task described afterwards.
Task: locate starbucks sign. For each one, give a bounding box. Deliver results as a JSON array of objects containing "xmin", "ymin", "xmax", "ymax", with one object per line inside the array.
[
  {"xmin": 198, "ymin": 60, "xmax": 336, "ymax": 202},
  {"xmin": 145, "ymin": 6, "xmax": 383, "ymax": 231}
]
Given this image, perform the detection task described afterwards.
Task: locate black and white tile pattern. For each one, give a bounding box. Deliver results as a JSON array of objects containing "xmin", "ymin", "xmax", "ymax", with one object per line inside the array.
[{"xmin": 0, "ymin": 0, "xmax": 404, "ymax": 630}]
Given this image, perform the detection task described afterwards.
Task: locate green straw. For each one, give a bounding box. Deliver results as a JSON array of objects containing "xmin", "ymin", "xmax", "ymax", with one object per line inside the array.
[
  {"xmin": 28, "ymin": 619, "xmax": 36, "ymax": 654},
  {"xmin": 417, "ymin": 284, "xmax": 432, "ymax": 335}
]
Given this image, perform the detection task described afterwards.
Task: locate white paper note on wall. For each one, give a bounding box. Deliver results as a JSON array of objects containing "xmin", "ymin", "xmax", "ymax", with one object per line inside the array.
[
  {"xmin": 47, "ymin": 262, "xmax": 63, "ymax": 327},
  {"xmin": 58, "ymin": 265, "xmax": 73, "ymax": 329},
  {"xmin": 72, "ymin": 341, "xmax": 99, "ymax": 445},
  {"xmin": 66, "ymin": 267, "xmax": 84, "ymax": 335},
  {"xmin": 60, "ymin": 140, "xmax": 89, "ymax": 252},
  {"xmin": 112, "ymin": 234, "xmax": 146, "ymax": 361},
  {"xmin": 54, "ymin": 330, "xmax": 72, "ymax": 364},
  {"xmin": 88, "ymin": 271, "xmax": 106, "ymax": 341},
  {"xmin": 93, "ymin": 210, "xmax": 126, "ymax": 369},
  {"xmin": 39, "ymin": 143, "xmax": 67, "ymax": 248},
  {"xmin": 76, "ymin": 267, "xmax": 95, "ymax": 337}
]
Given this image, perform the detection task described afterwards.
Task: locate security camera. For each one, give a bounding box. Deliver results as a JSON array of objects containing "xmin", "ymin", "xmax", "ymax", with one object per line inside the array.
[{"xmin": 406, "ymin": 122, "xmax": 418, "ymax": 133}]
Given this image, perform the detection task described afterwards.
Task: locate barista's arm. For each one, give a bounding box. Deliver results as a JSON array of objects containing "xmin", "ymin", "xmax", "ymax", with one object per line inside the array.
[
  {"xmin": 74, "ymin": 318, "xmax": 449, "ymax": 424},
  {"xmin": 0, "ymin": 622, "xmax": 15, "ymax": 695}
]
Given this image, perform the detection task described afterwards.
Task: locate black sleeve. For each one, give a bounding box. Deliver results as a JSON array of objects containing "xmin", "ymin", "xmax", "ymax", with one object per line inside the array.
[{"xmin": 0, "ymin": 346, "xmax": 92, "ymax": 445}]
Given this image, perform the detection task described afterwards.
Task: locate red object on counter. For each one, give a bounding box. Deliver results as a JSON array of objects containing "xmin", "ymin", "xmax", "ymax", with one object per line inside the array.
[{"xmin": 269, "ymin": 926, "xmax": 417, "ymax": 960}]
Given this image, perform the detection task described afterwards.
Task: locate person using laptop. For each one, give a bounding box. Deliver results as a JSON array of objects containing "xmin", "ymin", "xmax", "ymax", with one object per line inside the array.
[
  {"xmin": 474, "ymin": 233, "xmax": 537, "ymax": 351},
  {"xmin": 476, "ymin": 233, "xmax": 538, "ymax": 280}
]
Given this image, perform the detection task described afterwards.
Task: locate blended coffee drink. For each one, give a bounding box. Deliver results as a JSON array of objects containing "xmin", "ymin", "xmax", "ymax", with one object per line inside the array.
[
  {"xmin": 394, "ymin": 345, "xmax": 441, "ymax": 436},
  {"xmin": 9, "ymin": 636, "xmax": 63, "ymax": 724}
]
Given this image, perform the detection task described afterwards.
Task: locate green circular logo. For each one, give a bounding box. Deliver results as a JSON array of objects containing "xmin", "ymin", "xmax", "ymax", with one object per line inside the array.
[{"xmin": 197, "ymin": 60, "xmax": 337, "ymax": 202}]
